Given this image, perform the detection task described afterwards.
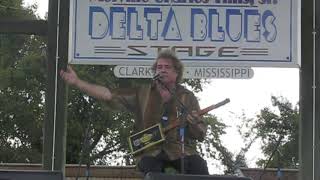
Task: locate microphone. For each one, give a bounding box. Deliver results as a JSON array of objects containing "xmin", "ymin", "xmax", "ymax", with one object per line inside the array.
[{"xmin": 152, "ymin": 74, "xmax": 161, "ymax": 81}]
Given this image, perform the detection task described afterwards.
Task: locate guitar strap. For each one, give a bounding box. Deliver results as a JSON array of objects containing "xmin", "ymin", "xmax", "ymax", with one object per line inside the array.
[
  {"xmin": 164, "ymin": 90, "xmax": 188, "ymax": 132},
  {"xmin": 160, "ymin": 89, "xmax": 188, "ymax": 131},
  {"xmin": 161, "ymin": 105, "xmax": 169, "ymax": 127},
  {"xmin": 176, "ymin": 92, "xmax": 187, "ymax": 118}
]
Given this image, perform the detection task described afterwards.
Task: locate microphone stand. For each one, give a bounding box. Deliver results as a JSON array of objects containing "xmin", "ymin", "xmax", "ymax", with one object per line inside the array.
[
  {"xmin": 259, "ymin": 135, "xmax": 284, "ymax": 180},
  {"xmin": 76, "ymin": 118, "xmax": 92, "ymax": 180},
  {"xmin": 276, "ymin": 150, "xmax": 283, "ymax": 180},
  {"xmin": 154, "ymin": 78, "xmax": 193, "ymax": 174}
]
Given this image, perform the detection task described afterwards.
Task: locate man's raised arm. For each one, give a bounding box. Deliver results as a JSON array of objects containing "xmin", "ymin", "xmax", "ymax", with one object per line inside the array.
[{"xmin": 60, "ymin": 65, "xmax": 112, "ymax": 101}]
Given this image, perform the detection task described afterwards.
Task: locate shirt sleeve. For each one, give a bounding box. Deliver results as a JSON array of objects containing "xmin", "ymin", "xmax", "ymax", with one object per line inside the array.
[{"xmin": 103, "ymin": 87, "xmax": 138, "ymax": 113}]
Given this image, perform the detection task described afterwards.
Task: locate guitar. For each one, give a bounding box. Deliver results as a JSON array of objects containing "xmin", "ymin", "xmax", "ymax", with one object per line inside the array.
[{"xmin": 128, "ymin": 98, "xmax": 230, "ymax": 155}]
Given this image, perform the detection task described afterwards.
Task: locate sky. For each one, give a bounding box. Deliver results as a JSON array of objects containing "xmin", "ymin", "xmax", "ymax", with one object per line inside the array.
[{"xmin": 23, "ymin": 0, "xmax": 300, "ymax": 174}]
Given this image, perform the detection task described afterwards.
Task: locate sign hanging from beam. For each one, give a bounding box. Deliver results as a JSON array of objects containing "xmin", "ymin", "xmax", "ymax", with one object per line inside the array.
[{"xmin": 68, "ymin": 0, "xmax": 299, "ymax": 68}]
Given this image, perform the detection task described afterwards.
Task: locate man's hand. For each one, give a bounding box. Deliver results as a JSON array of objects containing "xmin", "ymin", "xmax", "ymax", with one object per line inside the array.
[
  {"xmin": 60, "ymin": 65, "xmax": 79, "ymax": 86},
  {"xmin": 186, "ymin": 110, "xmax": 207, "ymax": 141},
  {"xmin": 187, "ymin": 110, "xmax": 200, "ymax": 125}
]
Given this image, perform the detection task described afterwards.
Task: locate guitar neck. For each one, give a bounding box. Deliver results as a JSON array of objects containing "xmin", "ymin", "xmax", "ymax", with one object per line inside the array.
[
  {"xmin": 163, "ymin": 98, "xmax": 230, "ymax": 133},
  {"xmin": 198, "ymin": 98, "xmax": 230, "ymax": 116}
]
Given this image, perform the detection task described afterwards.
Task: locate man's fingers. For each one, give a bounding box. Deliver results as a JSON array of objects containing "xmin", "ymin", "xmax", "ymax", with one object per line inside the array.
[
  {"xmin": 186, "ymin": 111, "xmax": 200, "ymax": 125},
  {"xmin": 191, "ymin": 111, "xmax": 199, "ymax": 118},
  {"xmin": 187, "ymin": 115, "xmax": 196, "ymax": 124}
]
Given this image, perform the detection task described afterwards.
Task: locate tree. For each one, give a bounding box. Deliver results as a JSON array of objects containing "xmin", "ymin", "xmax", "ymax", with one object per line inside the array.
[
  {"xmin": 239, "ymin": 96, "xmax": 299, "ymax": 169},
  {"xmin": 0, "ymin": 0, "xmax": 46, "ymax": 163}
]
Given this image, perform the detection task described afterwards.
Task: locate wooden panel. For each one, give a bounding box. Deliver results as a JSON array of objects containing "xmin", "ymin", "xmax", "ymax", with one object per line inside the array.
[
  {"xmin": 65, "ymin": 165, "xmax": 142, "ymax": 178},
  {"xmin": 0, "ymin": 164, "xmax": 143, "ymax": 179},
  {"xmin": 0, "ymin": 19, "xmax": 47, "ymax": 35}
]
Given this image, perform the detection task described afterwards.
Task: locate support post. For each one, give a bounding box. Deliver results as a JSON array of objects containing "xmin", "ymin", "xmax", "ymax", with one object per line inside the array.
[
  {"xmin": 300, "ymin": 0, "xmax": 320, "ymax": 179},
  {"xmin": 43, "ymin": 0, "xmax": 69, "ymax": 175}
]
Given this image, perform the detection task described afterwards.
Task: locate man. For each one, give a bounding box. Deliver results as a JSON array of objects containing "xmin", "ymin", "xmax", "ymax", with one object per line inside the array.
[{"xmin": 60, "ymin": 49, "xmax": 209, "ymax": 175}]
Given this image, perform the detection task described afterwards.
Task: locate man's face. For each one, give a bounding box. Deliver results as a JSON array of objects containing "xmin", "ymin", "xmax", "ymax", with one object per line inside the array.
[{"xmin": 155, "ymin": 58, "xmax": 178, "ymax": 84}]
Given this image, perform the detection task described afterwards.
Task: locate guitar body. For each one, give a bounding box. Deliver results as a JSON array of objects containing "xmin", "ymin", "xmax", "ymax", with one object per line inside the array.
[{"xmin": 128, "ymin": 124, "xmax": 165, "ymax": 155}]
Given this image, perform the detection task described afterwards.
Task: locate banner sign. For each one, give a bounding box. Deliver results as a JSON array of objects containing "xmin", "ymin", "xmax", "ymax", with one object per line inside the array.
[
  {"xmin": 69, "ymin": 0, "xmax": 299, "ymax": 67},
  {"xmin": 113, "ymin": 65, "xmax": 254, "ymax": 79}
]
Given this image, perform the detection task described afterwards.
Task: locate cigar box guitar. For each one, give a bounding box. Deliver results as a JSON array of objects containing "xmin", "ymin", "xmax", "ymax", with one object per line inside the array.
[{"xmin": 128, "ymin": 98, "xmax": 230, "ymax": 155}]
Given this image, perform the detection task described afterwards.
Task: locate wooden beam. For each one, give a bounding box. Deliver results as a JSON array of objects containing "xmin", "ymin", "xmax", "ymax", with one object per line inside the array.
[
  {"xmin": 43, "ymin": 0, "xmax": 59, "ymax": 171},
  {"xmin": 53, "ymin": 0, "xmax": 70, "ymax": 174},
  {"xmin": 0, "ymin": 164, "xmax": 142, "ymax": 178},
  {"xmin": 0, "ymin": 19, "xmax": 47, "ymax": 35},
  {"xmin": 43, "ymin": 0, "xmax": 69, "ymax": 175}
]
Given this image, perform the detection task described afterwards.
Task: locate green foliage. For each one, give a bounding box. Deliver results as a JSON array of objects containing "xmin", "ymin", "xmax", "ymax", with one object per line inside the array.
[
  {"xmin": 239, "ymin": 96, "xmax": 299, "ymax": 169},
  {"xmin": 199, "ymin": 114, "xmax": 246, "ymax": 174},
  {"xmin": 0, "ymin": 0, "xmax": 46, "ymax": 163},
  {"xmin": 256, "ymin": 96, "xmax": 299, "ymax": 168},
  {"xmin": 0, "ymin": 35, "xmax": 46, "ymax": 163},
  {"xmin": 0, "ymin": 0, "xmax": 37, "ymax": 19}
]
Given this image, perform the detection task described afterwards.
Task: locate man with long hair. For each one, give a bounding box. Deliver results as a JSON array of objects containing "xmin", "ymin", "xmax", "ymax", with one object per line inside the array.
[{"xmin": 60, "ymin": 49, "xmax": 209, "ymax": 175}]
